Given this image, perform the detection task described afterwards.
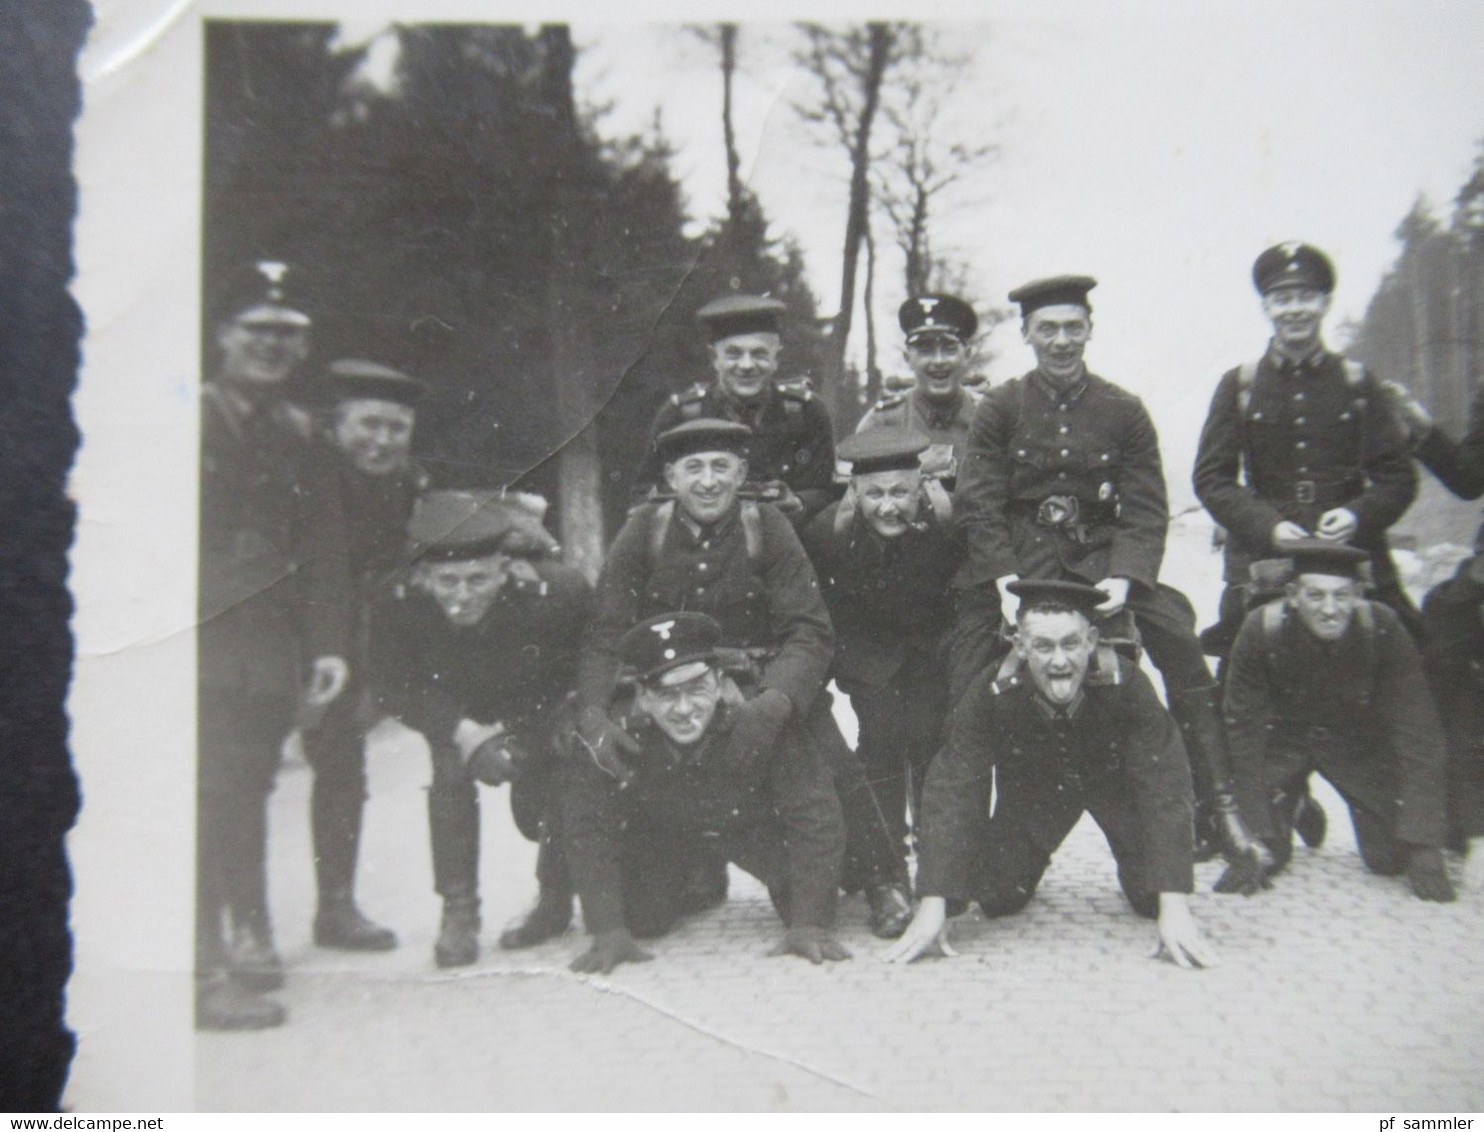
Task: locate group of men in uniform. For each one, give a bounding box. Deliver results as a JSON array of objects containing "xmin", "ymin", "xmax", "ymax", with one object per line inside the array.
[{"xmin": 198, "ymin": 239, "xmax": 1484, "ymax": 1028}]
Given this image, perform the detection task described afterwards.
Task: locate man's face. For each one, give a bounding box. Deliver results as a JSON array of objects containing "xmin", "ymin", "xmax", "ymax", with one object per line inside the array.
[
  {"xmin": 1015, "ymin": 608, "xmax": 1097, "ymax": 705},
  {"xmin": 1288, "ymin": 573, "xmax": 1358, "ymax": 641},
  {"xmin": 904, "ymin": 332, "xmax": 970, "ymax": 401},
  {"xmin": 216, "ymin": 311, "xmax": 310, "ymax": 388},
  {"xmin": 416, "ymin": 554, "xmax": 511, "ymax": 627},
  {"xmin": 854, "ymin": 468, "xmax": 921, "ymax": 538},
  {"xmin": 1023, "ymin": 304, "xmax": 1091, "ymax": 384},
  {"xmin": 1262, "ymin": 286, "xmax": 1331, "ymax": 354},
  {"xmin": 710, "ymin": 332, "xmax": 781, "ymax": 402},
  {"xmin": 637, "ymin": 665, "xmax": 723, "ymax": 746},
  {"xmin": 664, "ymin": 450, "xmax": 746, "ymax": 525},
  {"xmin": 332, "ymin": 398, "xmax": 416, "ymax": 477}
]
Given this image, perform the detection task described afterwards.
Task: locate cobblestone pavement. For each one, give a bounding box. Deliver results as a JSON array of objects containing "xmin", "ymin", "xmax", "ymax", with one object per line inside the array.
[{"xmin": 196, "ymin": 519, "xmax": 1484, "ymax": 1112}]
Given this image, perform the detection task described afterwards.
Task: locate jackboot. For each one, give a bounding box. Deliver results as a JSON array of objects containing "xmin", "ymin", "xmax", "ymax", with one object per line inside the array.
[
  {"xmin": 1168, "ymin": 685, "xmax": 1264, "ymax": 865},
  {"xmin": 314, "ymin": 886, "xmax": 398, "ymax": 951},
  {"xmin": 196, "ymin": 970, "xmax": 285, "ymax": 1031},
  {"xmin": 498, "ymin": 882, "xmax": 573, "ymax": 949},
  {"xmin": 228, "ymin": 913, "xmax": 284, "ymax": 992},
  {"xmin": 866, "ymin": 883, "xmax": 913, "ymax": 939},
  {"xmin": 434, "ymin": 892, "xmax": 482, "ymax": 969}
]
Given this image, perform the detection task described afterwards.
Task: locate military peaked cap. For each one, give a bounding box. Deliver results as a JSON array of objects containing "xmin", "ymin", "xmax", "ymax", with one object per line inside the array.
[
  {"xmin": 319, "ymin": 358, "xmax": 430, "ymax": 407},
  {"xmin": 899, "ymin": 293, "xmax": 978, "ymax": 342},
  {"xmin": 1252, "ymin": 241, "xmax": 1336, "ymax": 295},
  {"xmin": 654, "ymin": 417, "xmax": 752, "ymax": 463},
  {"xmin": 621, "ymin": 612, "xmax": 723, "ymax": 686},
  {"xmin": 408, "ymin": 489, "xmax": 558, "ymax": 561},
  {"xmin": 697, "ymin": 294, "xmax": 786, "ymax": 342},
  {"xmin": 837, "ymin": 428, "xmax": 931, "ymax": 475},
  {"xmin": 1008, "ymin": 275, "xmax": 1097, "ymax": 317},
  {"xmin": 214, "ymin": 259, "xmax": 313, "ymax": 327},
  {"xmin": 1282, "ymin": 538, "xmax": 1368, "ymax": 580},
  {"xmin": 1007, "ymin": 578, "xmax": 1106, "ymax": 618}
]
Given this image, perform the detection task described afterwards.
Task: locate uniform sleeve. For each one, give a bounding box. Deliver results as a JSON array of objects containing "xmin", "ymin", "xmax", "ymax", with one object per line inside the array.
[
  {"xmin": 790, "ymin": 398, "xmax": 839, "ymax": 523},
  {"xmin": 765, "ymin": 724, "xmax": 845, "ymax": 929},
  {"xmin": 558, "ymin": 755, "xmax": 629, "ymax": 935},
  {"xmin": 1106, "ymin": 397, "xmax": 1169, "ymax": 591},
  {"xmin": 1414, "ymin": 381, "xmax": 1484, "ymax": 500},
  {"xmin": 914, "ymin": 672, "xmax": 998, "ymax": 899},
  {"xmin": 1221, "ymin": 611, "xmax": 1281, "ymax": 839},
  {"xmin": 1373, "ymin": 607, "xmax": 1449, "ymax": 848},
  {"xmin": 756, "ymin": 506, "xmax": 836, "ymax": 713},
  {"xmin": 952, "ymin": 384, "xmax": 1021, "ymax": 587},
  {"xmin": 507, "ymin": 565, "xmax": 592, "ymax": 751},
  {"xmin": 370, "ymin": 598, "xmax": 465, "ymax": 748},
  {"xmin": 1350, "ymin": 372, "xmax": 1418, "ymax": 544},
  {"xmin": 1193, "ymin": 370, "xmax": 1286, "ymax": 552},
  {"xmin": 1116, "ymin": 669, "xmax": 1195, "ymax": 894},
  {"xmin": 298, "ymin": 453, "xmax": 357, "ymax": 662},
  {"xmin": 575, "ymin": 512, "xmax": 651, "ymax": 711}
]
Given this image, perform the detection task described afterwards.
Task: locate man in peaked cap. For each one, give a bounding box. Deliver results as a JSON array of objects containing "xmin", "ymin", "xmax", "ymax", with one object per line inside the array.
[
  {"xmin": 197, "ymin": 259, "xmax": 317, "ymax": 1029},
  {"xmin": 573, "ymin": 417, "xmax": 914, "ymax": 938},
  {"xmin": 857, "ymin": 294, "xmax": 981, "ymax": 485},
  {"xmin": 951, "ymin": 274, "xmax": 1266, "ymax": 873},
  {"xmin": 643, "ymin": 293, "xmax": 838, "ymax": 526},
  {"xmin": 372, "ymin": 490, "xmax": 588, "ymax": 967},
  {"xmin": 559, "ymin": 612, "xmax": 849, "ymax": 972},
  {"xmin": 296, "ymin": 359, "xmax": 433, "ymax": 953},
  {"xmin": 888, "ymin": 579, "xmax": 1222, "ymax": 969},
  {"xmin": 1220, "ymin": 540, "xmax": 1454, "ymax": 901},
  {"xmin": 1194, "ymin": 241, "xmax": 1421, "ymax": 854},
  {"xmin": 802, "ymin": 429, "xmax": 965, "ymax": 870}
]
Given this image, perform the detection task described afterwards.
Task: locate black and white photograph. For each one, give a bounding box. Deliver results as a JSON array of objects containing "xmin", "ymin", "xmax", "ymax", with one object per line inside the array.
[{"xmin": 63, "ymin": 0, "xmax": 1484, "ymax": 1112}]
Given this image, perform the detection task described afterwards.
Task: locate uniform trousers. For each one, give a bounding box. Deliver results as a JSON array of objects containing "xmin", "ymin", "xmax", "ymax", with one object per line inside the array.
[{"xmin": 1421, "ymin": 561, "xmax": 1484, "ymax": 843}]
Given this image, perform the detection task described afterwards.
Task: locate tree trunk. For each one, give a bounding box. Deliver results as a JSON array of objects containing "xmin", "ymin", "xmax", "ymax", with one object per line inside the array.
[
  {"xmin": 539, "ymin": 25, "xmax": 604, "ymax": 583},
  {"xmin": 828, "ymin": 23, "xmax": 893, "ymax": 397},
  {"xmin": 720, "ymin": 24, "xmax": 745, "ymax": 228},
  {"xmin": 863, "ymin": 215, "xmax": 879, "ymax": 405}
]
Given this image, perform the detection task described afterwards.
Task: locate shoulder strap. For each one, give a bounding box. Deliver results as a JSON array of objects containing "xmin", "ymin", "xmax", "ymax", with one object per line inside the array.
[
  {"xmin": 833, "ymin": 490, "xmax": 857, "ymax": 536},
  {"xmin": 1260, "ymin": 599, "xmax": 1286, "ymax": 671},
  {"xmin": 740, "ymin": 500, "xmax": 763, "ymax": 565},
  {"xmin": 1236, "ymin": 360, "xmax": 1259, "ymax": 417},
  {"xmin": 647, "ymin": 501, "xmax": 674, "ymax": 565}
]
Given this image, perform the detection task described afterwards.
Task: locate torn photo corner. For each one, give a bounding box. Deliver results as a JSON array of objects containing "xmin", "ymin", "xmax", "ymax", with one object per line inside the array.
[{"xmin": 67, "ymin": 0, "xmax": 1484, "ymax": 1113}]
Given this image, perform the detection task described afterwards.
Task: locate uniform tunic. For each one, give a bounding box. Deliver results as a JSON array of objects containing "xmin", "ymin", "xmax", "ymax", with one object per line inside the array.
[
  {"xmin": 856, "ymin": 386, "xmax": 977, "ymax": 483},
  {"xmin": 561, "ymin": 706, "xmax": 845, "ymax": 937},
  {"xmin": 374, "ymin": 562, "xmax": 590, "ymax": 896},
  {"xmin": 950, "ymin": 369, "xmax": 1207, "ymax": 704},
  {"xmin": 643, "ymin": 381, "xmax": 838, "ymax": 522},
  {"xmin": 1222, "ymin": 600, "xmax": 1448, "ymax": 863},
  {"xmin": 916, "ymin": 656, "xmax": 1195, "ymax": 915},
  {"xmin": 1193, "ymin": 345, "xmax": 1417, "ymax": 586},
  {"xmin": 577, "ymin": 500, "xmax": 833, "ymax": 716}
]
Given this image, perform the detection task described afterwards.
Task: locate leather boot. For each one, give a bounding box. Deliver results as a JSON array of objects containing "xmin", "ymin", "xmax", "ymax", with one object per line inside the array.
[
  {"xmin": 196, "ymin": 971, "xmax": 285, "ymax": 1031},
  {"xmin": 1291, "ymin": 789, "xmax": 1328, "ymax": 848},
  {"xmin": 1168, "ymin": 685, "xmax": 1262, "ymax": 864},
  {"xmin": 314, "ymin": 887, "xmax": 398, "ymax": 951},
  {"xmin": 866, "ymin": 883, "xmax": 913, "ymax": 939},
  {"xmin": 677, "ymin": 853, "xmax": 730, "ymax": 915},
  {"xmin": 434, "ymin": 893, "xmax": 482, "ymax": 969},
  {"xmin": 498, "ymin": 883, "xmax": 573, "ymax": 949},
  {"xmin": 228, "ymin": 915, "xmax": 284, "ymax": 992}
]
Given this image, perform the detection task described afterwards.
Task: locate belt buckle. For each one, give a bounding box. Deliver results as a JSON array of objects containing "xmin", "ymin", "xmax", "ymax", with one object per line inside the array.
[
  {"xmin": 1295, "ymin": 480, "xmax": 1317, "ymax": 505},
  {"xmin": 1037, "ymin": 494, "xmax": 1079, "ymax": 529}
]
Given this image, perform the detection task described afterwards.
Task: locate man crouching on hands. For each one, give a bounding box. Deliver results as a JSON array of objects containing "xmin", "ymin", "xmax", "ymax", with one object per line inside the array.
[
  {"xmin": 887, "ymin": 580, "xmax": 1227, "ymax": 969},
  {"xmin": 561, "ymin": 612, "xmax": 850, "ymax": 973}
]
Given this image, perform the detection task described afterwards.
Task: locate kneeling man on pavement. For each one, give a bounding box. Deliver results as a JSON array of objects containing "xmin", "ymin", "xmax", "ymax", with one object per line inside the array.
[
  {"xmin": 560, "ymin": 612, "xmax": 850, "ymax": 973},
  {"xmin": 1221, "ymin": 540, "xmax": 1455, "ymax": 902},
  {"xmin": 888, "ymin": 580, "xmax": 1225, "ymax": 969}
]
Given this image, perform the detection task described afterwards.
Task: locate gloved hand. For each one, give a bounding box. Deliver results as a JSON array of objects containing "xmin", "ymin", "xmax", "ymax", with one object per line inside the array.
[
  {"xmin": 569, "ymin": 928, "xmax": 653, "ymax": 974},
  {"xmin": 767, "ymin": 926, "xmax": 852, "ymax": 965},
  {"xmin": 466, "ymin": 735, "xmax": 523, "ymax": 786},
  {"xmin": 1406, "ymin": 847, "xmax": 1457, "ymax": 902},
  {"xmin": 576, "ymin": 705, "xmax": 639, "ymax": 785},
  {"xmin": 721, "ymin": 689, "xmax": 792, "ymax": 774}
]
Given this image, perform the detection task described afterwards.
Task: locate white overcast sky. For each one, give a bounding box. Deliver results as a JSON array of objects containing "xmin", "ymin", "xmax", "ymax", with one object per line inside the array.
[{"xmin": 569, "ymin": 2, "xmax": 1484, "ymax": 504}]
